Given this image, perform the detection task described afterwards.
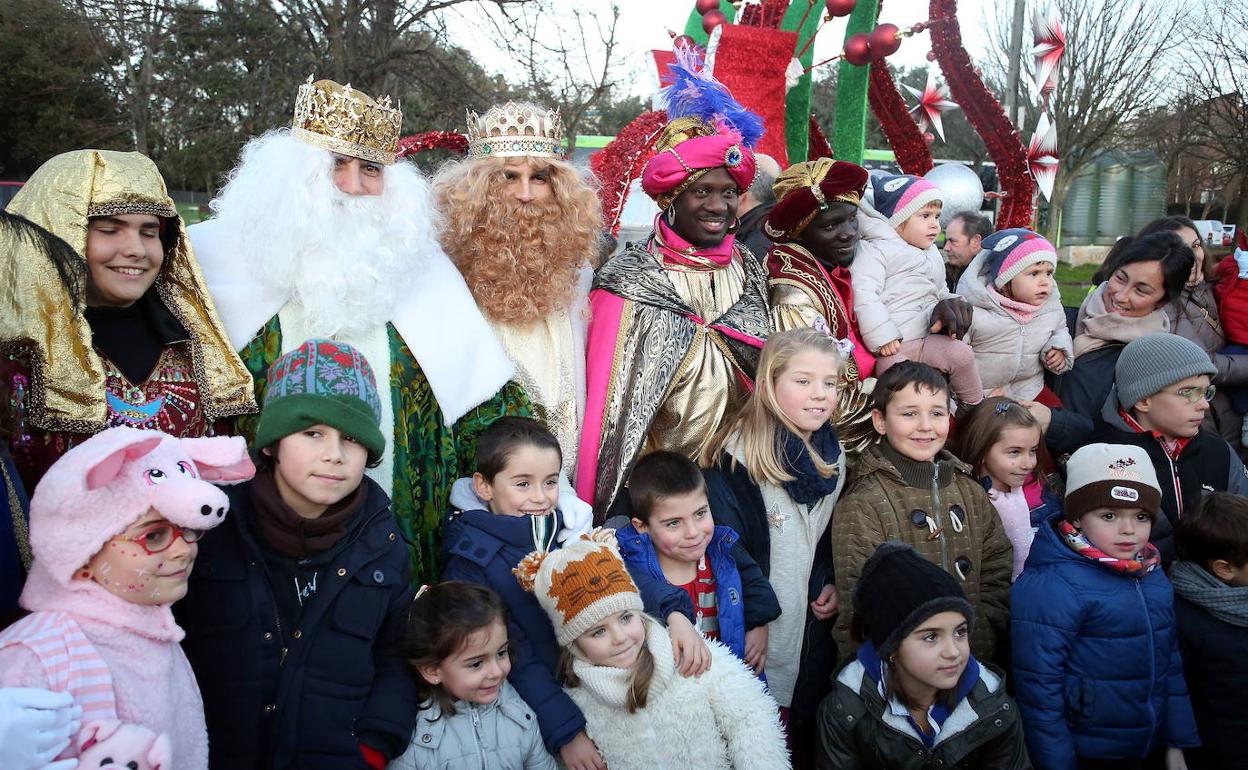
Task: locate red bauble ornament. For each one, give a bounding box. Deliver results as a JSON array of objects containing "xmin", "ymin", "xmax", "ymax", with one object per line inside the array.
[
  {"xmin": 702, "ymin": 9, "xmax": 726, "ymax": 32},
  {"xmin": 673, "ymin": 34, "xmax": 696, "ymax": 50},
  {"xmin": 869, "ymin": 23, "xmax": 902, "ymax": 59},
  {"xmin": 696, "ymin": 0, "xmax": 721, "ymax": 14},
  {"xmin": 825, "ymin": 0, "xmax": 857, "ymax": 17},
  {"xmin": 844, "ymin": 33, "xmax": 873, "ymax": 66}
]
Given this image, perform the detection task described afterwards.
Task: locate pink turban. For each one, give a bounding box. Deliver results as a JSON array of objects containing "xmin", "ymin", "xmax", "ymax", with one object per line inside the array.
[{"xmin": 641, "ymin": 122, "xmax": 757, "ymax": 210}]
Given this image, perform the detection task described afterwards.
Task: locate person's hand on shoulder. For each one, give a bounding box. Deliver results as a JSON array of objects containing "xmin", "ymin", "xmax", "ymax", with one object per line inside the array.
[
  {"xmin": 667, "ymin": 612, "xmax": 712, "ymax": 677},
  {"xmin": 0, "ymin": 688, "xmax": 82, "ymax": 770}
]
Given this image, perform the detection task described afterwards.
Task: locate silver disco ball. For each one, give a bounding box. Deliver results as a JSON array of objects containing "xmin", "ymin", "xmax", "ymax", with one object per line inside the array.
[{"xmin": 923, "ymin": 163, "xmax": 984, "ymax": 227}]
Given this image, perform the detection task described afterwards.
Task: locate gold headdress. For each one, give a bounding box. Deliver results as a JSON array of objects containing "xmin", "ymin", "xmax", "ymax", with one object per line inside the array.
[
  {"xmin": 291, "ymin": 77, "xmax": 403, "ymax": 165},
  {"xmin": 1, "ymin": 150, "xmax": 256, "ymax": 431},
  {"xmin": 466, "ymin": 102, "xmax": 564, "ymax": 160}
]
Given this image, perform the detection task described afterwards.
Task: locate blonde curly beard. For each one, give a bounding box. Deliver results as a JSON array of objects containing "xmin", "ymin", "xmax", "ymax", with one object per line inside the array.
[{"xmin": 435, "ymin": 159, "xmax": 601, "ymax": 326}]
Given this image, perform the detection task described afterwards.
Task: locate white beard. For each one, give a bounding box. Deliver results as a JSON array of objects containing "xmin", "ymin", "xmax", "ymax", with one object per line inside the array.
[
  {"xmin": 210, "ymin": 131, "xmax": 433, "ymax": 340},
  {"xmin": 259, "ymin": 191, "xmax": 418, "ymax": 339}
]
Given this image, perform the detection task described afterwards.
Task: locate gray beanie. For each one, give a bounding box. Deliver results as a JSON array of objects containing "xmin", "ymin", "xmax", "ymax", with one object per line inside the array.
[{"xmin": 1114, "ymin": 333, "xmax": 1216, "ymax": 409}]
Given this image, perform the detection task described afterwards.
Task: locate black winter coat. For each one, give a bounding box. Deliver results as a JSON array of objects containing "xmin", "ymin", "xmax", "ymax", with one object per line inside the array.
[
  {"xmin": 816, "ymin": 656, "xmax": 1031, "ymax": 770},
  {"xmin": 1174, "ymin": 594, "xmax": 1248, "ymax": 770},
  {"xmin": 1094, "ymin": 395, "xmax": 1248, "ymax": 565},
  {"xmin": 177, "ymin": 477, "xmax": 418, "ymax": 769}
]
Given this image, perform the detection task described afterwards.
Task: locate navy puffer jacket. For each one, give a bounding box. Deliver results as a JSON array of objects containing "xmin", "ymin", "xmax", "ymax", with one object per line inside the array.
[{"xmin": 1010, "ymin": 518, "xmax": 1199, "ymax": 769}]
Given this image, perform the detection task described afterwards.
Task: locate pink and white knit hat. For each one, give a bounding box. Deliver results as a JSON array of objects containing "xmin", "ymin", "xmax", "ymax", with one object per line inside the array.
[
  {"xmin": 981, "ymin": 228, "xmax": 1058, "ymax": 289},
  {"xmin": 869, "ymin": 174, "xmax": 942, "ymax": 228}
]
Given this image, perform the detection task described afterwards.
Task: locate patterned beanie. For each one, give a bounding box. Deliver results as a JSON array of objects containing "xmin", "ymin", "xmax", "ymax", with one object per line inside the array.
[
  {"xmin": 516, "ymin": 528, "xmax": 644, "ymax": 646},
  {"xmin": 853, "ymin": 541, "xmax": 973, "ymax": 659},
  {"xmin": 1064, "ymin": 443, "xmax": 1162, "ymax": 522},
  {"xmin": 869, "ymin": 174, "xmax": 942, "ymax": 229},
  {"xmin": 1114, "ymin": 333, "xmax": 1217, "ymax": 410},
  {"xmin": 254, "ymin": 339, "xmax": 386, "ymax": 461},
  {"xmin": 981, "ymin": 228, "xmax": 1058, "ymax": 289}
]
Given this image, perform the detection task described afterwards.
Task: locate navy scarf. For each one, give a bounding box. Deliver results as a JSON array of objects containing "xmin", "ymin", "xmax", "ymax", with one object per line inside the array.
[{"xmin": 781, "ymin": 423, "xmax": 843, "ymax": 505}]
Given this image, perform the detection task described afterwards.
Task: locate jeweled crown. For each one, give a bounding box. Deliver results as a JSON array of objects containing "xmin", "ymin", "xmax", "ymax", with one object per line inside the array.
[
  {"xmin": 291, "ymin": 77, "xmax": 403, "ymax": 165},
  {"xmin": 465, "ymin": 102, "xmax": 564, "ymax": 160}
]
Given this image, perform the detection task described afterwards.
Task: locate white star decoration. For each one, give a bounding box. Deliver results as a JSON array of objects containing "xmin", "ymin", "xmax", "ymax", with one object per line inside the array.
[{"xmin": 905, "ymin": 70, "xmax": 959, "ymax": 142}]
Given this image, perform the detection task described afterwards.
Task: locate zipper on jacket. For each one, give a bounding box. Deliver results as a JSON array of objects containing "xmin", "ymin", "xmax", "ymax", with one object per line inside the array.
[
  {"xmin": 931, "ymin": 462, "xmax": 949, "ymax": 570},
  {"xmin": 1135, "ymin": 579, "xmax": 1159, "ymax": 732},
  {"xmin": 1153, "ymin": 436, "xmax": 1184, "ymax": 519},
  {"xmin": 471, "ymin": 704, "xmax": 486, "ymax": 770}
]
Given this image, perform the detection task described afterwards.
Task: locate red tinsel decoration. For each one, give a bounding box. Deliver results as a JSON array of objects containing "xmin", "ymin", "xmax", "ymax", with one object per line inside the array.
[
  {"xmin": 868, "ymin": 60, "xmax": 933, "ymax": 175},
  {"xmin": 738, "ymin": 0, "xmax": 792, "ymax": 27},
  {"xmin": 591, "ymin": 110, "xmax": 668, "ymax": 235},
  {"xmin": 396, "ymin": 131, "xmax": 469, "ymax": 158},
  {"xmin": 928, "ymin": 0, "xmax": 1034, "ymax": 228},
  {"xmin": 808, "ymin": 114, "xmax": 833, "ymax": 160}
]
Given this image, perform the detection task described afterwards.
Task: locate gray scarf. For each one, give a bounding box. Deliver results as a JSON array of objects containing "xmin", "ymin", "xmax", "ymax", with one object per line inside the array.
[{"xmin": 1170, "ymin": 560, "xmax": 1248, "ymax": 628}]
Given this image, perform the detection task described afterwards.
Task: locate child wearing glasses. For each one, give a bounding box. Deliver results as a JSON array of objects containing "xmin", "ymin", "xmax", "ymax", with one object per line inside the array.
[
  {"xmin": 176, "ymin": 340, "xmax": 418, "ymax": 770},
  {"xmin": 1094, "ymin": 333, "xmax": 1248, "ymax": 565},
  {"xmin": 0, "ymin": 426, "xmax": 254, "ymax": 768}
]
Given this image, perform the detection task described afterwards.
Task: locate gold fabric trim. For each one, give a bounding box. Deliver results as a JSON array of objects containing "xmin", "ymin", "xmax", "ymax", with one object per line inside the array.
[
  {"xmin": 87, "ymin": 200, "xmax": 177, "ymax": 219},
  {"xmin": 2, "ymin": 150, "xmax": 256, "ymax": 432},
  {"xmin": 2, "ymin": 458, "xmax": 31, "ymax": 570}
]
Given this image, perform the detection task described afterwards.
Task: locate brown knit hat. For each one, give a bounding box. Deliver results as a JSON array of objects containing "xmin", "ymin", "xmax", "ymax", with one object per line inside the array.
[
  {"xmin": 1063, "ymin": 443, "xmax": 1162, "ymax": 522},
  {"xmin": 516, "ymin": 528, "xmax": 644, "ymax": 646}
]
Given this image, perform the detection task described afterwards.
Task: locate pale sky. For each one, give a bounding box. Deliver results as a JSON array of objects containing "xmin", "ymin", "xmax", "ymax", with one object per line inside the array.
[{"xmin": 452, "ymin": 0, "xmax": 996, "ymax": 98}]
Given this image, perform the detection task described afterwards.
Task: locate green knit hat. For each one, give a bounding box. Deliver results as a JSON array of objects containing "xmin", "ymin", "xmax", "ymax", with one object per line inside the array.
[{"xmin": 254, "ymin": 339, "xmax": 386, "ymax": 461}]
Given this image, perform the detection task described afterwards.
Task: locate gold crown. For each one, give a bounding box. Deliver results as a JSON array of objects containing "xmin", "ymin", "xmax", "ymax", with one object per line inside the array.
[
  {"xmin": 465, "ymin": 102, "xmax": 564, "ymax": 160},
  {"xmin": 291, "ymin": 77, "xmax": 402, "ymax": 165}
]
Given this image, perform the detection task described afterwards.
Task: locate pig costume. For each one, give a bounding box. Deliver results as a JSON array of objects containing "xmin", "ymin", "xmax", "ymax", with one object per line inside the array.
[{"xmin": 0, "ymin": 426, "xmax": 254, "ymax": 769}]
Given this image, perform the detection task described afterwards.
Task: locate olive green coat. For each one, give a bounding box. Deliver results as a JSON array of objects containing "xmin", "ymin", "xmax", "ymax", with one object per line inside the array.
[{"xmin": 830, "ymin": 444, "xmax": 1013, "ymax": 662}]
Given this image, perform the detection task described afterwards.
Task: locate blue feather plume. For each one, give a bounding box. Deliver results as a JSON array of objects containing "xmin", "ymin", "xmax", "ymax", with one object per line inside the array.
[{"xmin": 661, "ymin": 46, "xmax": 765, "ymax": 149}]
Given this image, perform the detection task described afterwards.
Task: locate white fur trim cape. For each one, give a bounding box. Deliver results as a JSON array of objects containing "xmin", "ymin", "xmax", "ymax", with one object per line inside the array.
[{"xmin": 189, "ymin": 217, "xmax": 515, "ymax": 425}]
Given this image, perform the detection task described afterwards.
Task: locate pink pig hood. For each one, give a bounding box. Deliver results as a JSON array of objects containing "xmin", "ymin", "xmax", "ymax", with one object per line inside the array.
[{"xmin": 28, "ymin": 426, "xmax": 255, "ymax": 584}]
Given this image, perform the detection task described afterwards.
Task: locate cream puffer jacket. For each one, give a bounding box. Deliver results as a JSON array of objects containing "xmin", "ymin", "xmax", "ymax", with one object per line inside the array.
[
  {"xmin": 849, "ymin": 210, "xmax": 956, "ymax": 351},
  {"xmin": 958, "ymin": 249, "xmax": 1073, "ymax": 399}
]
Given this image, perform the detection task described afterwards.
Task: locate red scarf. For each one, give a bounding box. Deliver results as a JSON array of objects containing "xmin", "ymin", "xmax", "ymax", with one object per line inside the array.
[
  {"xmin": 653, "ymin": 215, "xmax": 736, "ymax": 270},
  {"xmin": 1056, "ymin": 518, "xmax": 1161, "ymax": 577}
]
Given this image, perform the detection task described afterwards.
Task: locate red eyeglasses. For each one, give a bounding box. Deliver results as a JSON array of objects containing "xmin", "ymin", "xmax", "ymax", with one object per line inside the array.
[{"xmin": 125, "ymin": 522, "xmax": 205, "ymax": 555}]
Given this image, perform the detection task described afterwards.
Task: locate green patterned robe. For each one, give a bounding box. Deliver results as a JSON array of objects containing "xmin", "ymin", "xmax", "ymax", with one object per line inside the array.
[{"xmin": 237, "ymin": 317, "xmax": 532, "ymax": 584}]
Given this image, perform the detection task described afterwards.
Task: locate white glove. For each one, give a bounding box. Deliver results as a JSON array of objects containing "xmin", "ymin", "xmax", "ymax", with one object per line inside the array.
[
  {"xmin": 0, "ymin": 688, "xmax": 82, "ymax": 770},
  {"xmin": 557, "ymin": 473, "xmax": 594, "ymax": 544},
  {"xmin": 1234, "ymin": 245, "xmax": 1248, "ymax": 280}
]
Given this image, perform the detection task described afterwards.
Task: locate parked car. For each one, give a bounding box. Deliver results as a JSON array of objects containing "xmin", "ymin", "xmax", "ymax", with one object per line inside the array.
[
  {"xmin": 1222, "ymin": 223, "xmax": 1237, "ymax": 247},
  {"xmin": 1193, "ymin": 219, "xmax": 1224, "ymax": 245}
]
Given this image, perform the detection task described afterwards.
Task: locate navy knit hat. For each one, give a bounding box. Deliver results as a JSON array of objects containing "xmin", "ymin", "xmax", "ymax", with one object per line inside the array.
[
  {"xmin": 254, "ymin": 339, "xmax": 386, "ymax": 461},
  {"xmin": 854, "ymin": 541, "xmax": 973, "ymax": 659},
  {"xmin": 1114, "ymin": 333, "xmax": 1217, "ymax": 409},
  {"xmin": 870, "ymin": 174, "xmax": 942, "ymax": 229},
  {"xmin": 981, "ymin": 228, "xmax": 1058, "ymax": 289}
]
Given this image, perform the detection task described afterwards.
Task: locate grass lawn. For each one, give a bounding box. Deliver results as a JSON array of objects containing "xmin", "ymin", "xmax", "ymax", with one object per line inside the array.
[{"xmin": 1056, "ymin": 262, "xmax": 1099, "ymax": 307}]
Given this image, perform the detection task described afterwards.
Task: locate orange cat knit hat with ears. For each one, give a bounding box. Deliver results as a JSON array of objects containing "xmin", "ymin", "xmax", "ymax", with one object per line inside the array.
[{"xmin": 515, "ymin": 528, "xmax": 644, "ymax": 646}]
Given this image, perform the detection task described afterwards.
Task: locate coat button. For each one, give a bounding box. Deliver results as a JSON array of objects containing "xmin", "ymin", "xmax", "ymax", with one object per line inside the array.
[
  {"xmin": 262, "ymin": 632, "xmax": 273, "ymax": 641},
  {"xmin": 264, "ymin": 704, "xmax": 276, "ymax": 714},
  {"xmin": 994, "ymin": 719, "xmax": 1003, "ymax": 727},
  {"xmin": 293, "ymin": 630, "xmax": 302, "ymax": 639},
  {"xmin": 373, "ymin": 570, "xmax": 385, "ymax": 584},
  {"xmin": 337, "ymin": 568, "xmax": 347, "ymax": 577},
  {"xmin": 1002, "ymin": 703, "xmax": 1010, "ymax": 711},
  {"xmin": 421, "ymin": 734, "xmax": 432, "ymax": 743},
  {"xmin": 909, "ymin": 509, "xmax": 928, "ymax": 528},
  {"xmin": 389, "ymin": 532, "xmax": 396, "ymax": 541}
]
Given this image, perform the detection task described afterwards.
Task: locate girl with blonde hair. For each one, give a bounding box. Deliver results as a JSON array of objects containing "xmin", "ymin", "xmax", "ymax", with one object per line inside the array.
[{"xmin": 701, "ymin": 327, "xmax": 846, "ymax": 761}]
